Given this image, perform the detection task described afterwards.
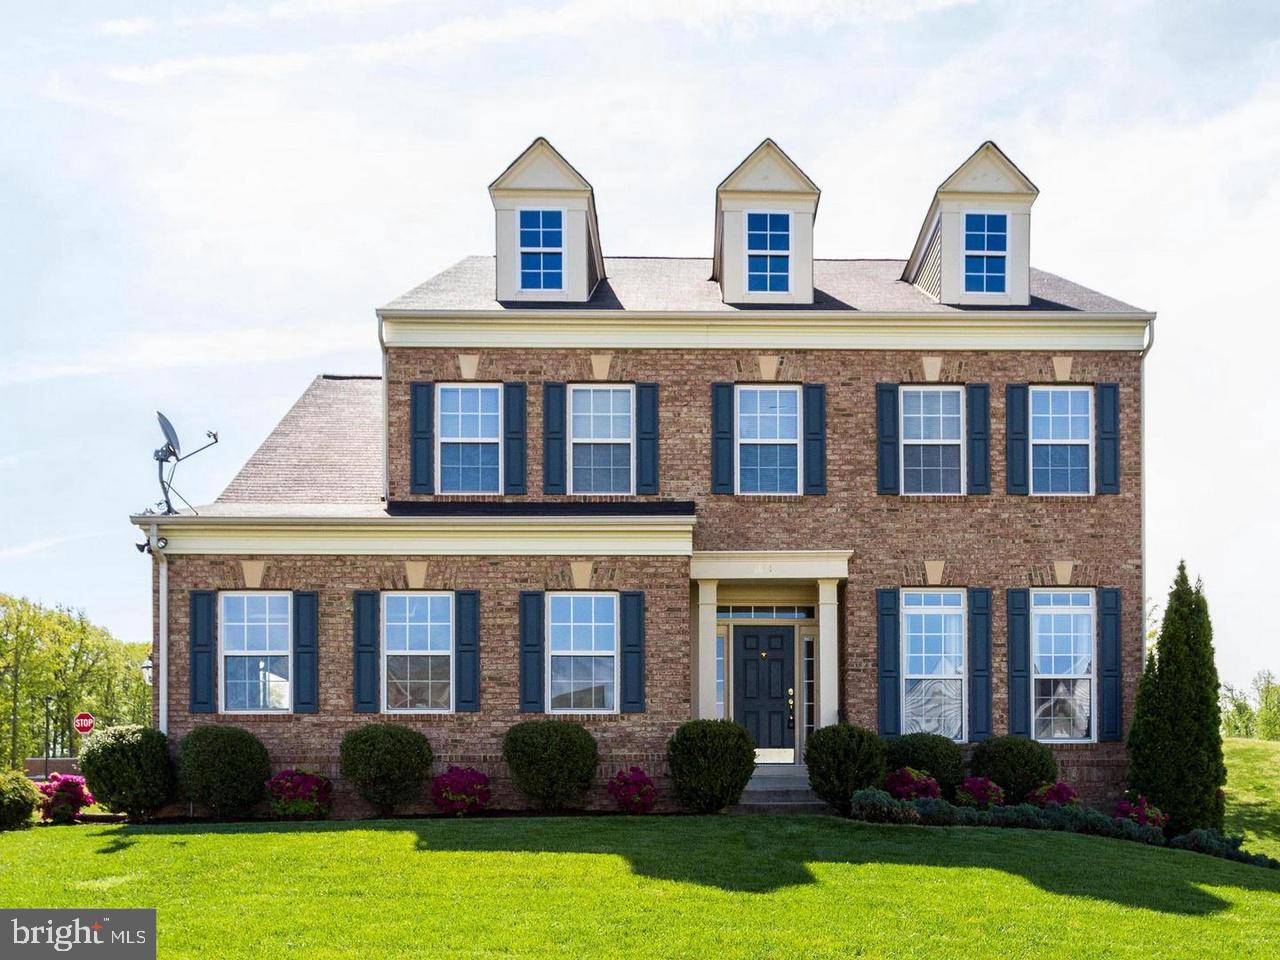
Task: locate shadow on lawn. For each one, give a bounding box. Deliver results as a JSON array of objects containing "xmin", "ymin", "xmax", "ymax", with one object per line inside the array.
[{"xmin": 1225, "ymin": 796, "xmax": 1280, "ymax": 850}]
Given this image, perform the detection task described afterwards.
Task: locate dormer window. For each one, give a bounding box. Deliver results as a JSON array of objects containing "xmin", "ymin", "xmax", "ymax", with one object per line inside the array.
[
  {"xmin": 747, "ymin": 212, "xmax": 790, "ymax": 292},
  {"xmin": 963, "ymin": 213, "xmax": 1007, "ymax": 293},
  {"xmin": 519, "ymin": 209, "xmax": 564, "ymax": 291}
]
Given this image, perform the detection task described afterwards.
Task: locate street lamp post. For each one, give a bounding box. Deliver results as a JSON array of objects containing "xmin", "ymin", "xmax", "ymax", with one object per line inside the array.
[{"xmin": 43, "ymin": 695, "xmax": 53, "ymax": 780}]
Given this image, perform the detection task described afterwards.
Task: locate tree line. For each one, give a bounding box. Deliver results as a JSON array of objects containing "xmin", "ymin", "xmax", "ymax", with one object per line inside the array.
[
  {"xmin": 1221, "ymin": 671, "xmax": 1280, "ymax": 739},
  {"xmin": 0, "ymin": 594, "xmax": 150, "ymax": 767}
]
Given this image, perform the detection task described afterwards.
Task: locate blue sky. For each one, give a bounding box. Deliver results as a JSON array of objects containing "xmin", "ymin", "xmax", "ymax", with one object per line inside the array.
[{"xmin": 2, "ymin": 0, "xmax": 1278, "ymax": 687}]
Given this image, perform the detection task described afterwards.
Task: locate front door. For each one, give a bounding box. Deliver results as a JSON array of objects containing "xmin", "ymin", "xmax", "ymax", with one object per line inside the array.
[{"xmin": 733, "ymin": 625, "xmax": 796, "ymax": 749}]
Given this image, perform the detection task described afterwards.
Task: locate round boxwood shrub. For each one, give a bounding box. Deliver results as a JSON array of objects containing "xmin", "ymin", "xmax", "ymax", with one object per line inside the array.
[
  {"xmin": 340, "ymin": 723, "xmax": 434, "ymax": 816},
  {"xmin": 666, "ymin": 720, "xmax": 755, "ymax": 813},
  {"xmin": 804, "ymin": 724, "xmax": 885, "ymax": 816},
  {"xmin": 0, "ymin": 770, "xmax": 40, "ymax": 830},
  {"xmin": 79, "ymin": 725, "xmax": 175, "ymax": 821},
  {"xmin": 502, "ymin": 720, "xmax": 598, "ymax": 811},
  {"xmin": 970, "ymin": 735, "xmax": 1058, "ymax": 804},
  {"xmin": 883, "ymin": 732, "xmax": 964, "ymax": 797},
  {"xmin": 177, "ymin": 725, "xmax": 271, "ymax": 818}
]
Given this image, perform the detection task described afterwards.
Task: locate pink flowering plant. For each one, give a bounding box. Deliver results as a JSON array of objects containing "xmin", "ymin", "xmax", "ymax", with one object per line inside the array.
[
  {"xmin": 265, "ymin": 769, "xmax": 333, "ymax": 820},
  {"xmin": 607, "ymin": 767, "xmax": 656, "ymax": 814},
  {"xmin": 1114, "ymin": 792, "xmax": 1169, "ymax": 831},
  {"xmin": 1028, "ymin": 781, "xmax": 1080, "ymax": 808},
  {"xmin": 885, "ymin": 767, "xmax": 941, "ymax": 801},
  {"xmin": 431, "ymin": 766, "xmax": 491, "ymax": 816},
  {"xmin": 38, "ymin": 773, "xmax": 94, "ymax": 824},
  {"xmin": 955, "ymin": 776, "xmax": 1005, "ymax": 810}
]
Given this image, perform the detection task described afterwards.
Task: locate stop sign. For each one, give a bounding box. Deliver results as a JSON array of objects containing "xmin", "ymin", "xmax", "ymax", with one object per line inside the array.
[{"xmin": 73, "ymin": 712, "xmax": 95, "ymax": 735}]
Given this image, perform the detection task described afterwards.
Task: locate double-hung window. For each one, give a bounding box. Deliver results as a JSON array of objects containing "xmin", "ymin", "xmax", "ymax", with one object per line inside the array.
[
  {"xmin": 901, "ymin": 590, "xmax": 965, "ymax": 740},
  {"xmin": 382, "ymin": 593, "xmax": 453, "ymax": 712},
  {"xmin": 900, "ymin": 386, "xmax": 964, "ymax": 494},
  {"xmin": 437, "ymin": 384, "xmax": 501, "ymax": 494},
  {"xmin": 964, "ymin": 212, "xmax": 1007, "ymax": 293},
  {"xmin": 746, "ymin": 212, "xmax": 790, "ymax": 292},
  {"xmin": 519, "ymin": 209, "xmax": 563, "ymax": 291},
  {"xmin": 569, "ymin": 384, "xmax": 634, "ymax": 494},
  {"xmin": 547, "ymin": 592, "xmax": 617, "ymax": 713},
  {"xmin": 220, "ymin": 593, "xmax": 291, "ymax": 712},
  {"xmin": 1030, "ymin": 386, "xmax": 1092, "ymax": 495},
  {"xmin": 735, "ymin": 384, "xmax": 800, "ymax": 494},
  {"xmin": 1031, "ymin": 590, "xmax": 1095, "ymax": 742}
]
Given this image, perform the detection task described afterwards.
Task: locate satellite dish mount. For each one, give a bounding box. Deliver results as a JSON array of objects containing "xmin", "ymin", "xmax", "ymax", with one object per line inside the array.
[{"xmin": 154, "ymin": 411, "xmax": 218, "ymax": 515}]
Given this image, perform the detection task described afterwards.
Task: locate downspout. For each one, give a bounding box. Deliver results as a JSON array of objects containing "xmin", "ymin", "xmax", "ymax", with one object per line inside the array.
[
  {"xmin": 149, "ymin": 523, "xmax": 168, "ymax": 734},
  {"xmin": 1139, "ymin": 316, "xmax": 1155, "ymax": 658}
]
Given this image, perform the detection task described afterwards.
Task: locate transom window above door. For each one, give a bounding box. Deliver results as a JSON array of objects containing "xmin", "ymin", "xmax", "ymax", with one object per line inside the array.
[
  {"xmin": 569, "ymin": 385, "xmax": 634, "ymax": 494},
  {"xmin": 746, "ymin": 212, "xmax": 790, "ymax": 292},
  {"xmin": 901, "ymin": 590, "xmax": 965, "ymax": 741},
  {"xmin": 900, "ymin": 386, "xmax": 964, "ymax": 494},
  {"xmin": 735, "ymin": 384, "xmax": 800, "ymax": 494},
  {"xmin": 437, "ymin": 384, "xmax": 501, "ymax": 493}
]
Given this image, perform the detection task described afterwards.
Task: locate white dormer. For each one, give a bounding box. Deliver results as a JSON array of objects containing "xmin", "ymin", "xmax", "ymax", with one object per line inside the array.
[
  {"xmin": 903, "ymin": 141, "xmax": 1038, "ymax": 307},
  {"xmin": 711, "ymin": 140, "xmax": 820, "ymax": 305},
  {"xmin": 489, "ymin": 138, "xmax": 605, "ymax": 303}
]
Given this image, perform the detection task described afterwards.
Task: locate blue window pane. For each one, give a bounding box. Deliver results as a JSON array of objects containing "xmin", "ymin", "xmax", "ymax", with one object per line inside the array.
[
  {"xmin": 987, "ymin": 214, "xmax": 1007, "ymax": 232},
  {"xmin": 966, "ymin": 232, "xmax": 984, "ymax": 251},
  {"xmin": 521, "ymin": 252, "xmax": 540, "ymax": 269},
  {"xmin": 519, "ymin": 210, "xmax": 539, "ymax": 228},
  {"xmin": 768, "ymin": 232, "xmax": 788, "ymax": 250},
  {"xmin": 965, "ymin": 255, "xmax": 983, "ymax": 273},
  {"xmin": 987, "ymin": 232, "xmax": 1007, "ymax": 252},
  {"xmin": 542, "ymin": 230, "xmax": 562, "ymax": 248},
  {"xmin": 770, "ymin": 255, "xmax": 788, "ymax": 272},
  {"xmin": 987, "ymin": 256, "xmax": 1005, "ymax": 274},
  {"xmin": 747, "ymin": 212, "xmax": 768, "ymax": 230},
  {"xmin": 748, "ymin": 232, "xmax": 767, "ymax": 250},
  {"xmin": 769, "ymin": 213, "xmax": 789, "ymax": 231},
  {"xmin": 520, "ymin": 230, "xmax": 539, "ymax": 247},
  {"xmin": 769, "ymin": 274, "xmax": 788, "ymax": 291},
  {"xmin": 748, "ymin": 275, "xmax": 767, "ymax": 291},
  {"xmin": 965, "ymin": 275, "xmax": 983, "ymax": 292},
  {"xmin": 985, "ymin": 275, "xmax": 1006, "ymax": 293},
  {"xmin": 521, "ymin": 272, "xmax": 541, "ymax": 289},
  {"xmin": 542, "ymin": 210, "xmax": 561, "ymax": 228},
  {"xmin": 544, "ymin": 272, "xmax": 562, "ymax": 289},
  {"xmin": 543, "ymin": 253, "xmax": 562, "ymax": 270},
  {"xmin": 965, "ymin": 213, "xmax": 984, "ymax": 231},
  {"xmin": 748, "ymin": 255, "xmax": 767, "ymax": 272}
]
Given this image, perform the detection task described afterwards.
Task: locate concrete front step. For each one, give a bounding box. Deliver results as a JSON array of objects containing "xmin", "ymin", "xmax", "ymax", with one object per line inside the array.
[{"xmin": 733, "ymin": 766, "xmax": 831, "ymax": 813}]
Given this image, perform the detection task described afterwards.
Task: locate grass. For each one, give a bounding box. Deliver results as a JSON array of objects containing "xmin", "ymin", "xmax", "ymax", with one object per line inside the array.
[
  {"xmin": 4, "ymin": 815, "xmax": 1280, "ymax": 959},
  {"xmin": 1225, "ymin": 737, "xmax": 1280, "ymax": 858}
]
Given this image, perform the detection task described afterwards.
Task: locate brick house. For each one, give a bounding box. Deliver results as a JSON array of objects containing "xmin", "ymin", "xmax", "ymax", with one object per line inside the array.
[{"xmin": 131, "ymin": 138, "xmax": 1153, "ymax": 810}]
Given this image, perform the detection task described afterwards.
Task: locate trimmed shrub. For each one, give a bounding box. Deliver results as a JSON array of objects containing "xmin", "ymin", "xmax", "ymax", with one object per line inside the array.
[
  {"xmin": 884, "ymin": 733, "xmax": 964, "ymax": 797},
  {"xmin": 848, "ymin": 788, "xmax": 921, "ymax": 824},
  {"xmin": 991, "ymin": 803, "xmax": 1047, "ymax": 830},
  {"xmin": 340, "ymin": 724, "xmax": 434, "ymax": 816},
  {"xmin": 666, "ymin": 720, "xmax": 755, "ymax": 814},
  {"xmin": 1169, "ymin": 829, "xmax": 1280, "ymax": 870},
  {"xmin": 1114, "ymin": 792, "xmax": 1169, "ymax": 831},
  {"xmin": 178, "ymin": 726, "xmax": 271, "ymax": 818},
  {"xmin": 607, "ymin": 767, "xmax": 657, "ymax": 814},
  {"xmin": 1027, "ymin": 781, "xmax": 1080, "ymax": 808},
  {"xmin": 970, "ymin": 736, "xmax": 1057, "ymax": 804},
  {"xmin": 912, "ymin": 796, "xmax": 961, "ymax": 826},
  {"xmin": 503, "ymin": 720, "xmax": 598, "ymax": 811},
  {"xmin": 431, "ymin": 766, "xmax": 491, "ymax": 816},
  {"xmin": 805, "ymin": 724, "xmax": 886, "ymax": 817},
  {"xmin": 955, "ymin": 776, "xmax": 1004, "ymax": 810},
  {"xmin": 79, "ymin": 725, "xmax": 174, "ymax": 821},
  {"xmin": 0, "ymin": 770, "xmax": 40, "ymax": 830},
  {"xmin": 885, "ymin": 767, "xmax": 940, "ymax": 801},
  {"xmin": 1114, "ymin": 817, "xmax": 1168, "ymax": 846},
  {"xmin": 266, "ymin": 769, "xmax": 333, "ymax": 820}
]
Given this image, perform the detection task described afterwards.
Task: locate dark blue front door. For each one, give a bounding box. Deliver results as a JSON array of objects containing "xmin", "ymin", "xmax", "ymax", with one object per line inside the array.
[{"xmin": 733, "ymin": 625, "xmax": 796, "ymax": 749}]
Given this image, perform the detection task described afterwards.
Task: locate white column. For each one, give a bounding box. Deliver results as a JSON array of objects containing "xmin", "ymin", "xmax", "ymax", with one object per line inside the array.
[
  {"xmin": 696, "ymin": 579, "xmax": 719, "ymax": 719},
  {"xmin": 817, "ymin": 578, "xmax": 839, "ymax": 728}
]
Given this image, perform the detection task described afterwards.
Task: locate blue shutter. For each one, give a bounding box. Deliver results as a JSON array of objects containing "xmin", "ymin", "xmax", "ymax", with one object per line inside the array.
[
  {"xmin": 352, "ymin": 591, "xmax": 380, "ymax": 713},
  {"xmin": 803, "ymin": 383, "xmax": 827, "ymax": 495},
  {"xmin": 542, "ymin": 383, "xmax": 567, "ymax": 495},
  {"xmin": 503, "ymin": 382, "xmax": 527, "ymax": 495},
  {"xmin": 620, "ymin": 591, "xmax": 646, "ymax": 713},
  {"xmin": 1096, "ymin": 383, "xmax": 1120, "ymax": 495},
  {"xmin": 876, "ymin": 384, "xmax": 899, "ymax": 495},
  {"xmin": 1098, "ymin": 587, "xmax": 1123, "ymax": 741},
  {"xmin": 410, "ymin": 382, "xmax": 434, "ymax": 494},
  {"xmin": 967, "ymin": 383, "xmax": 991, "ymax": 495},
  {"xmin": 518, "ymin": 591, "xmax": 545, "ymax": 712},
  {"xmin": 635, "ymin": 383, "xmax": 659, "ymax": 495},
  {"xmin": 454, "ymin": 590, "xmax": 481, "ymax": 712},
  {"xmin": 968, "ymin": 587, "xmax": 992, "ymax": 741},
  {"xmin": 189, "ymin": 591, "xmax": 216, "ymax": 714},
  {"xmin": 293, "ymin": 591, "xmax": 319, "ymax": 714},
  {"xmin": 711, "ymin": 382, "xmax": 734, "ymax": 494},
  {"xmin": 1007, "ymin": 589, "xmax": 1031, "ymax": 736},
  {"xmin": 877, "ymin": 588, "xmax": 901, "ymax": 736},
  {"xmin": 1006, "ymin": 384, "xmax": 1029, "ymax": 495}
]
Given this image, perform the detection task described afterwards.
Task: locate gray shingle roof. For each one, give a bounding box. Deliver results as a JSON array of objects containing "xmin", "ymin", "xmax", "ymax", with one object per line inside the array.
[{"xmin": 381, "ymin": 256, "xmax": 1146, "ymax": 314}]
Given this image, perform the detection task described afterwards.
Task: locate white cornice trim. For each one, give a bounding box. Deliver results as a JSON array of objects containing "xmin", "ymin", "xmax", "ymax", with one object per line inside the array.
[{"xmin": 691, "ymin": 550, "xmax": 852, "ymax": 581}]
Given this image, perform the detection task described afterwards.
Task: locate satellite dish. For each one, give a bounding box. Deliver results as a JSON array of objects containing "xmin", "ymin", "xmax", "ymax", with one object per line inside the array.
[
  {"xmin": 149, "ymin": 411, "xmax": 218, "ymax": 515},
  {"xmin": 157, "ymin": 411, "xmax": 181, "ymax": 458}
]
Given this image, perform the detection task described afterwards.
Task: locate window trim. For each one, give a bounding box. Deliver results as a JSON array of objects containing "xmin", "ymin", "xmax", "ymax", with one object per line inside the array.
[
  {"xmin": 434, "ymin": 382, "xmax": 504, "ymax": 496},
  {"xmin": 566, "ymin": 383, "xmax": 636, "ymax": 496},
  {"xmin": 733, "ymin": 383, "xmax": 803, "ymax": 496},
  {"xmin": 1028, "ymin": 384, "xmax": 1095, "ymax": 497},
  {"xmin": 963, "ymin": 210, "xmax": 1008, "ymax": 295},
  {"xmin": 898, "ymin": 384, "xmax": 967, "ymax": 496},
  {"xmin": 545, "ymin": 590, "xmax": 620, "ymax": 716},
  {"xmin": 1029, "ymin": 588, "xmax": 1098, "ymax": 744},
  {"xmin": 380, "ymin": 591, "xmax": 455, "ymax": 715},
  {"xmin": 217, "ymin": 590, "xmax": 293, "ymax": 715},
  {"xmin": 899, "ymin": 588, "xmax": 967, "ymax": 743},
  {"xmin": 742, "ymin": 209, "xmax": 793, "ymax": 296},
  {"xmin": 517, "ymin": 206, "xmax": 566, "ymax": 293}
]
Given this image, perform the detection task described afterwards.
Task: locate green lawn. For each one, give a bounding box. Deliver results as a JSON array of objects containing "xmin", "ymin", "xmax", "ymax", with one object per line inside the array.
[
  {"xmin": 1225, "ymin": 737, "xmax": 1280, "ymax": 858},
  {"xmin": 3, "ymin": 816, "xmax": 1279, "ymax": 959}
]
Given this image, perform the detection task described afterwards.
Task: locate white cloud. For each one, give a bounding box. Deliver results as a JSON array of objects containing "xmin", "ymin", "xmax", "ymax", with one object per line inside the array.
[
  {"xmin": 0, "ymin": 535, "xmax": 96, "ymax": 563},
  {"xmin": 96, "ymin": 17, "xmax": 156, "ymax": 37}
]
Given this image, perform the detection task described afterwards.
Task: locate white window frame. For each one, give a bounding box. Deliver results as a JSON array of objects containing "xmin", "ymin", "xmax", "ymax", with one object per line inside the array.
[
  {"xmin": 518, "ymin": 206, "xmax": 566, "ymax": 293},
  {"xmin": 899, "ymin": 385, "xmax": 966, "ymax": 496},
  {"xmin": 545, "ymin": 591, "xmax": 620, "ymax": 716},
  {"xmin": 218, "ymin": 591, "xmax": 292, "ymax": 715},
  {"xmin": 567, "ymin": 383, "xmax": 636, "ymax": 495},
  {"xmin": 380, "ymin": 591, "xmax": 454, "ymax": 715},
  {"xmin": 434, "ymin": 382, "xmax": 504, "ymax": 496},
  {"xmin": 899, "ymin": 589, "xmax": 967, "ymax": 743},
  {"xmin": 743, "ymin": 209, "xmax": 792, "ymax": 295},
  {"xmin": 1029, "ymin": 385, "xmax": 1094, "ymax": 497},
  {"xmin": 963, "ymin": 210, "xmax": 1008, "ymax": 295},
  {"xmin": 733, "ymin": 383, "xmax": 803, "ymax": 496},
  {"xmin": 1030, "ymin": 588, "xmax": 1097, "ymax": 744}
]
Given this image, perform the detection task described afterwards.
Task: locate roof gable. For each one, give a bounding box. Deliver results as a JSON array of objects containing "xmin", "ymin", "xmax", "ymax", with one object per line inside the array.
[
  {"xmin": 937, "ymin": 141, "xmax": 1038, "ymax": 197},
  {"xmin": 488, "ymin": 137, "xmax": 593, "ymax": 194},
  {"xmin": 717, "ymin": 138, "xmax": 820, "ymax": 196}
]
